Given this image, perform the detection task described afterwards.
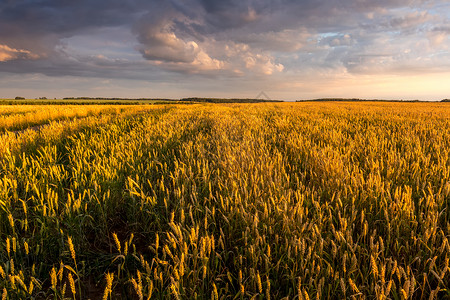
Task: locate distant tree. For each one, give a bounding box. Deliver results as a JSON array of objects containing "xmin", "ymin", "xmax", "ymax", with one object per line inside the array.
[
  {"xmin": 15, "ymin": 96, "xmax": 25, "ymax": 100},
  {"xmin": 39, "ymin": 97, "xmax": 47, "ymax": 99}
]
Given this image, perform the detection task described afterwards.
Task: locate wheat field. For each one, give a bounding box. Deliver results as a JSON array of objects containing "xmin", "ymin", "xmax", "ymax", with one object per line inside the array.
[{"xmin": 0, "ymin": 102, "xmax": 449, "ymax": 299}]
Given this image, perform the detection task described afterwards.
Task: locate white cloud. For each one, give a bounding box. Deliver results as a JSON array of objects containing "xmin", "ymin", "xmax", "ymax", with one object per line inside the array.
[
  {"xmin": 133, "ymin": 14, "xmax": 284, "ymax": 76},
  {"xmin": 153, "ymin": 48, "xmax": 225, "ymax": 74},
  {"xmin": 239, "ymin": 29, "xmax": 312, "ymax": 52},
  {"xmin": 388, "ymin": 10, "xmax": 435, "ymax": 29},
  {"xmin": 427, "ymin": 31, "xmax": 448, "ymax": 46},
  {"xmin": 137, "ymin": 28, "xmax": 226, "ymax": 74},
  {"xmin": 136, "ymin": 21, "xmax": 200, "ymax": 63},
  {"xmin": 222, "ymin": 42, "xmax": 284, "ymax": 75}
]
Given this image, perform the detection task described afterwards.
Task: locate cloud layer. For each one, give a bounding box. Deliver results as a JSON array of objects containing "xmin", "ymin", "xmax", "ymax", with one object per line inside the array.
[{"xmin": 1, "ymin": 0, "xmax": 450, "ymax": 99}]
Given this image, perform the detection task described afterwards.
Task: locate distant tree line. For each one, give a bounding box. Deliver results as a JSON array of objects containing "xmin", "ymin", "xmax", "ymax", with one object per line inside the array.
[
  {"xmin": 13, "ymin": 97, "xmax": 47, "ymax": 100},
  {"xmin": 62, "ymin": 97, "xmax": 176, "ymax": 101},
  {"xmin": 296, "ymin": 98, "xmax": 424, "ymax": 102},
  {"xmin": 180, "ymin": 97, "xmax": 283, "ymax": 103}
]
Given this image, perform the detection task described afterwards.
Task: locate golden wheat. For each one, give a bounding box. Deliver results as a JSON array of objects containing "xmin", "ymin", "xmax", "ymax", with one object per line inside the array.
[{"xmin": 0, "ymin": 101, "xmax": 449, "ymax": 298}]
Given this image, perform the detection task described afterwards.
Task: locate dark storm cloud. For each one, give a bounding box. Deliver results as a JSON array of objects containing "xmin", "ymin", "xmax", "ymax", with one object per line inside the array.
[
  {"xmin": 0, "ymin": 0, "xmax": 143, "ymax": 53},
  {"xmin": 0, "ymin": 0, "xmax": 140, "ymax": 33},
  {"xmin": 0, "ymin": 0, "xmax": 428, "ymax": 47}
]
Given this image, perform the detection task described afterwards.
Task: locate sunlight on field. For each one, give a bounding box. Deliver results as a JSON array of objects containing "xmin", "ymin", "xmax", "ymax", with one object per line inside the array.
[
  {"xmin": 0, "ymin": 105, "xmax": 158, "ymax": 132},
  {"xmin": 0, "ymin": 102, "xmax": 449, "ymax": 299}
]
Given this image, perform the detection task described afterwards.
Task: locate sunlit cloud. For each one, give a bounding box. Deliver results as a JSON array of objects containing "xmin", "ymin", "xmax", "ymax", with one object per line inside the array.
[{"xmin": 0, "ymin": 44, "xmax": 39, "ymax": 62}]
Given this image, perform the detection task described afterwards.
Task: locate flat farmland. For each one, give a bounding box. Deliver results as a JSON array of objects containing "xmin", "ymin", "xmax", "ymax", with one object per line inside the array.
[{"xmin": 0, "ymin": 102, "xmax": 449, "ymax": 299}]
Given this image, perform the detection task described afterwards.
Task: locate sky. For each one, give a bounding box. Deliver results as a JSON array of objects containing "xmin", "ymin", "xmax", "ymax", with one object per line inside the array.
[{"xmin": 1, "ymin": 0, "xmax": 450, "ymax": 100}]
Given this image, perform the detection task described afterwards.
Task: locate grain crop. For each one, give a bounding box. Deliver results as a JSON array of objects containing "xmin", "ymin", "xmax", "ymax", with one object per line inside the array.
[{"xmin": 0, "ymin": 101, "xmax": 449, "ymax": 299}]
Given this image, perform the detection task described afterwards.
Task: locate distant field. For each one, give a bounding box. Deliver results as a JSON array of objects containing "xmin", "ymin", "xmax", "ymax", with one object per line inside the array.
[
  {"xmin": 0, "ymin": 102, "xmax": 449, "ymax": 299},
  {"xmin": 0, "ymin": 99, "xmax": 170, "ymax": 105},
  {"xmin": 0, "ymin": 97, "xmax": 281, "ymax": 105}
]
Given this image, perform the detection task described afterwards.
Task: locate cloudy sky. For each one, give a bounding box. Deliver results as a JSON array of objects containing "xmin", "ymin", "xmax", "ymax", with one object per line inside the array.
[{"xmin": 1, "ymin": 0, "xmax": 450, "ymax": 100}]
